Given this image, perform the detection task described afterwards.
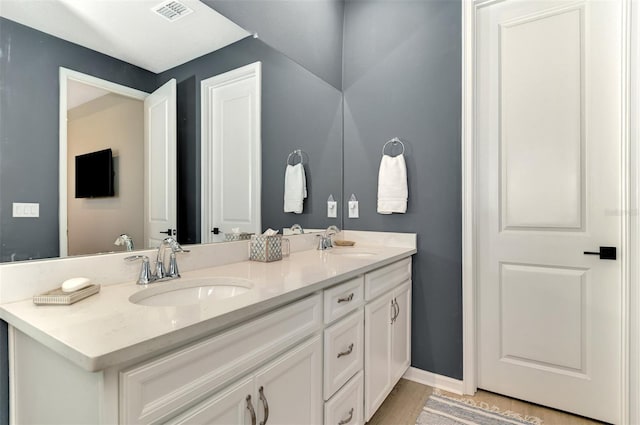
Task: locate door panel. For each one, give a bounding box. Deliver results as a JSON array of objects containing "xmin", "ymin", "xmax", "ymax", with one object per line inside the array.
[
  {"xmin": 253, "ymin": 336, "xmax": 322, "ymax": 425},
  {"xmin": 500, "ymin": 5, "xmax": 584, "ymax": 230},
  {"xmin": 391, "ymin": 282, "xmax": 411, "ymax": 383},
  {"xmin": 477, "ymin": 0, "xmax": 622, "ymax": 422},
  {"xmin": 364, "ymin": 292, "xmax": 392, "ymax": 421},
  {"xmin": 166, "ymin": 378, "xmax": 253, "ymax": 425},
  {"xmin": 144, "ymin": 79, "xmax": 177, "ymax": 248}
]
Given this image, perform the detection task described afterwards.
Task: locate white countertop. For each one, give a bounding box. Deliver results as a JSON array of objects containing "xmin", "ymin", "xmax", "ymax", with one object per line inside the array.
[{"xmin": 0, "ymin": 244, "xmax": 415, "ymax": 372}]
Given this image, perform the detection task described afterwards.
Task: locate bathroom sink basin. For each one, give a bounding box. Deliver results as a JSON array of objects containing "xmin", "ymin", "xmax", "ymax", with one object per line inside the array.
[
  {"xmin": 129, "ymin": 277, "xmax": 253, "ymax": 307},
  {"xmin": 329, "ymin": 250, "xmax": 378, "ymax": 258}
]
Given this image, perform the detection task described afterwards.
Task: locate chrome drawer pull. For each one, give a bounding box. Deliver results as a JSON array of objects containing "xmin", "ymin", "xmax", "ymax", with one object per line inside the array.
[
  {"xmin": 337, "ymin": 343, "xmax": 354, "ymax": 358},
  {"xmin": 246, "ymin": 395, "xmax": 257, "ymax": 425},
  {"xmin": 390, "ymin": 299, "xmax": 396, "ymax": 324},
  {"xmin": 338, "ymin": 408, "xmax": 354, "ymax": 425},
  {"xmin": 259, "ymin": 386, "xmax": 269, "ymax": 425},
  {"xmin": 337, "ymin": 293, "xmax": 354, "ymax": 303}
]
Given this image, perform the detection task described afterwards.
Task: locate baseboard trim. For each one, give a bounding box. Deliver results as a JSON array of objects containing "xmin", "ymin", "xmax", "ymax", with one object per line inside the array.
[{"xmin": 403, "ymin": 367, "xmax": 465, "ymax": 395}]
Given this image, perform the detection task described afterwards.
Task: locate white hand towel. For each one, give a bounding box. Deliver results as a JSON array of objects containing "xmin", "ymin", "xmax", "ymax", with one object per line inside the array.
[
  {"xmin": 284, "ymin": 163, "xmax": 307, "ymax": 214},
  {"xmin": 377, "ymin": 154, "xmax": 408, "ymax": 214}
]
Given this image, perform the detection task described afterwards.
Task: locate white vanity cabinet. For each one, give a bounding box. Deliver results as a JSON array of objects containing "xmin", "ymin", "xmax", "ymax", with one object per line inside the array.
[
  {"xmin": 9, "ymin": 294, "xmax": 323, "ymax": 425},
  {"xmin": 363, "ymin": 259, "xmax": 412, "ymax": 421},
  {"xmin": 167, "ymin": 336, "xmax": 323, "ymax": 425},
  {"xmin": 6, "ymin": 252, "xmax": 414, "ymax": 425}
]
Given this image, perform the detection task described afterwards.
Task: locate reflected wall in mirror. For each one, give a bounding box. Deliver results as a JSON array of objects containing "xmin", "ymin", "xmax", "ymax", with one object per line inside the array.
[{"xmin": 0, "ymin": 8, "xmax": 343, "ymax": 262}]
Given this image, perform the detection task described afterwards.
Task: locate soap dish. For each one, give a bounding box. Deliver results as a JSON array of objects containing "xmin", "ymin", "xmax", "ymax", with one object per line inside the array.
[
  {"xmin": 334, "ymin": 240, "xmax": 356, "ymax": 247},
  {"xmin": 33, "ymin": 284, "xmax": 100, "ymax": 306}
]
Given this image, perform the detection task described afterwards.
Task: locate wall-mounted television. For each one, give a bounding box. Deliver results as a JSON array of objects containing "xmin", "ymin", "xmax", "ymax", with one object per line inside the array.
[{"xmin": 75, "ymin": 148, "xmax": 115, "ymax": 198}]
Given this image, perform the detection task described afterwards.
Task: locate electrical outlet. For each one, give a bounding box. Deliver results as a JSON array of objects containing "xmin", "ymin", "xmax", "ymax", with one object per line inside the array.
[
  {"xmin": 327, "ymin": 201, "xmax": 337, "ymax": 218},
  {"xmin": 348, "ymin": 200, "xmax": 359, "ymax": 218}
]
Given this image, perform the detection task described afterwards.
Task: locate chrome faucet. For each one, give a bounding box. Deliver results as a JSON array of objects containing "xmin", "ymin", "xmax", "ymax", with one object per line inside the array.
[
  {"xmin": 114, "ymin": 234, "xmax": 135, "ymax": 252},
  {"xmin": 290, "ymin": 223, "xmax": 304, "ymax": 235},
  {"xmin": 317, "ymin": 225, "xmax": 340, "ymax": 250},
  {"xmin": 125, "ymin": 237, "xmax": 190, "ymax": 285}
]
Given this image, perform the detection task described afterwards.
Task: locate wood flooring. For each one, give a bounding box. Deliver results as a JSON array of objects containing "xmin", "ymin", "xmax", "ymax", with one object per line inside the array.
[{"xmin": 367, "ymin": 379, "xmax": 605, "ymax": 425}]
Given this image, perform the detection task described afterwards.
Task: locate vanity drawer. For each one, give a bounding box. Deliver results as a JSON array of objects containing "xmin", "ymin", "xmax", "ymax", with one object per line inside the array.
[
  {"xmin": 120, "ymin": 293, "xmax": 322, "ymax": 425},
  {"xmin": 324, "ymin": 371, "xmax": 364, "ymax": 425},
  {"xmin": 324, "ymin": 276, "xmax": 364, "ymax": 324},
  {"xmin": 364, "ymin": 258, "xmax": 411, "ymax": 301},
  {"xmin": 324, "ymin": 309, "xmax": 364, "ymax": 400}
]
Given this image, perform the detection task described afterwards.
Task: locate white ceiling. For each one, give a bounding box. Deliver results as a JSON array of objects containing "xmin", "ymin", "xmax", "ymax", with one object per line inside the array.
[
  {"xmin": 0, "ymin": 0, "xmax": 251, "ymax": 73},
  {"xmin": 66, "ymin": 80, "xmax": 110, "ymax": 110}
]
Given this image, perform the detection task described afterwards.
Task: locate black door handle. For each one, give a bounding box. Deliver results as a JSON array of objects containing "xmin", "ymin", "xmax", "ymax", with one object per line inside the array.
[
  {"xmin": 159, "ymin": 228, "xmax": 175, "ymax": 236},
  {"xmin": 583, "ymin": 246, "xmax": 616, "ymax": 260}
]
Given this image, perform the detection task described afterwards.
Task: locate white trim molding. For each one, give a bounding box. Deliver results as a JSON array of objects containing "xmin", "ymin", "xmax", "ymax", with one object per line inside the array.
[
  {"xmin": 461, "ymin": 0, "xmax": 477, "ymax": 397},
  {"xmin": 58, "ymin": 68, "xmax": 148, "ymax": 257},
  {"xmin": 403, "ymin": 367, "xmax": 465, "ymax": 395},
  {"xmin": 461, "ymin": 0, "xmax": 639, "ymax": 422},
  {"xmin": 628, "ymin": 1, "xmax": 640, "ymax": 423}
]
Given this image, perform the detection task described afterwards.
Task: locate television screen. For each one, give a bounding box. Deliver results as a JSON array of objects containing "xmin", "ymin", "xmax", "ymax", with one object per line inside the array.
[{"xmin": 75, "ymin": 148, "xmax": 115, "ymax": 198}]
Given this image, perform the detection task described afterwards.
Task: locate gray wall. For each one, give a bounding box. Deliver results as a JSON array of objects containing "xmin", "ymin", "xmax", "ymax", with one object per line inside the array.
[
  {"xmin": 158, "ymin": 37, "xmax": 343, "ymax": 238},
  {"xmin": 0, "ymin": 17, "xmax": 158, "ymax": 262},
  {"xmin": 207, "ymin": 0, "xmax": 344, "ymax": 90},
  {"xmin": 342, "ymin": 0, "xmax": 462, "ymax": 378}
]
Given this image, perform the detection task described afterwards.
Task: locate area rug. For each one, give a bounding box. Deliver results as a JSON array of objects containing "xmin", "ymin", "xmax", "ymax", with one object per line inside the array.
[{"xmin": 416, "ymin": 389, "xmax": 543, "ymax": 425}]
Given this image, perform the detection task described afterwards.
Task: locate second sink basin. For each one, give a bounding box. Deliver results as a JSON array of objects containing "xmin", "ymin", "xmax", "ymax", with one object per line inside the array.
[{"xmin": 129, "ymin": 277, "xmax": 253, "ymax": 307}]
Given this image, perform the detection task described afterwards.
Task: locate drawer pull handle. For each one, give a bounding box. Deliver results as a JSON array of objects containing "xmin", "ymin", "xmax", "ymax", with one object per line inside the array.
[
  {"xmin": 390, "ymin": 299, "xmax": 396, "ymax": 324},
  {"xmin": 259, "ymin": 386, "xmax": 270, "ymax": 425},
  {"xmin": 338, "ymin": 408, "xmax": 354, "ymax": 425},
  {"xmin": 337, "ymin": 343, "xmax": 354, "ymax": 358},
  {"xmin": 337, "ymin": 293, "xmax": 354, "ymax": 303},
  {"xmin": 246, "ymin": 395, "xmax": 257, "ymax": 425},
  {"xmin": 394, "ymin": 298, "xmax": 400, "ymax": 323}
]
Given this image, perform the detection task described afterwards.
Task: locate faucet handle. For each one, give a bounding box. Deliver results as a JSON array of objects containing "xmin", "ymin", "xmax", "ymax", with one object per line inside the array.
[
  {"xmin": 168, "ymin": 252, "xmax": 181, "ymax": 278},
  {"xmin": 125, "ymin": 255, "xmax": 153, "ymax": 285}
]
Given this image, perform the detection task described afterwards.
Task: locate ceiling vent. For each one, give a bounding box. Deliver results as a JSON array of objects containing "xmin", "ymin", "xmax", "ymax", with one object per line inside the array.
[{"xmin": 152, "ymin": 0, "xmax": 193, "ymax": 22}]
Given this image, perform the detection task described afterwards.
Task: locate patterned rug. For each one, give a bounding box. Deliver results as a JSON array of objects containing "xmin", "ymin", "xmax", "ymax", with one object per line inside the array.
[{"xmin": 417, "ymin": 390, "xmax": 543, "ymax": 425}]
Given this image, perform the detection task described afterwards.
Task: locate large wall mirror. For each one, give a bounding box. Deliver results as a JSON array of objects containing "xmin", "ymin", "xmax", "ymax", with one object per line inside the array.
[{"xmin": 0, "ymin": 0, "xmax": 344, "ymax": 262}]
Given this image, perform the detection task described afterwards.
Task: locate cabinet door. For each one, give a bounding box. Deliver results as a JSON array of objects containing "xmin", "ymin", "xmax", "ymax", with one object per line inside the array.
[
  {"xmin": 391, "ymin": 281, "xmax": 411, "ymax": 383},
  {"xmin": 166, "ymin": 377, "xmax": 254, "ymax": 425},
  {"xmin": 364, "ymin": 291, "xmax": 393, "ymax": 421},
  {"xmin": 254, "ymin": 336, "xmax": 323, "ymax": 425}
]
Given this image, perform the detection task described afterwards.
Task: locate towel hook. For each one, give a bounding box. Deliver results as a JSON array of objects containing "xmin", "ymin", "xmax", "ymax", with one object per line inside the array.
[
  {"xmin": 287, "ymin": 149, "xmax": 305, "ymax": 165},
  {"xmin": 382, "ymin": 137, "xmax": 405, "ymax": 156}
]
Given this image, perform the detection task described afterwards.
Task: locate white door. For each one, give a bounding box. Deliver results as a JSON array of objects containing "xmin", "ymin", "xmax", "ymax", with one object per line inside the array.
[
  {"xmin": 253, "ymin": 336, "xmax": 322, "ymax": 425},
  {"xmin": 476, "ymin": 1, "xmax": 623, "ymax": 422},
  {"xmin": 201, "ymin": 62, "xmax": 261, "ymax": 243},
  {"xmin": 144, "ymin": 79, "xmax": 177, "ymax": 248}
]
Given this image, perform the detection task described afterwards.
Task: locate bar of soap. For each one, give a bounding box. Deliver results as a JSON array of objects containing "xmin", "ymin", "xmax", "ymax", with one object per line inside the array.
[
  {"xmin": 334, "ymin": 240, "xmax": 356, "ymax": 246},
  {"xmin": 61, "ymin": 277, "xmax": 92, "ymax": 293}
]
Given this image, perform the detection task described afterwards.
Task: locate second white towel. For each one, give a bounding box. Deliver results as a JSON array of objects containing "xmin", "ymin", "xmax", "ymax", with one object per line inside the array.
[
  {"xmin": 284, "ymin": 163, "xmax": 307, "ymax": 214},
  {"xmin": 377, "ymin": 154, "xmax": 408, "ymax": 214}
]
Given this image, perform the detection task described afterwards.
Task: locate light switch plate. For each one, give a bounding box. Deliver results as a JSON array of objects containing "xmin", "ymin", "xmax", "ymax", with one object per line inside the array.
[
  {"xmin": 348, "ymin": 200, "xmax": 359, "ymax": 218},
  {"xmin": 13, "ymin": 202, "xmax": 40, "ymax": 218}
]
